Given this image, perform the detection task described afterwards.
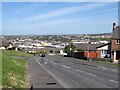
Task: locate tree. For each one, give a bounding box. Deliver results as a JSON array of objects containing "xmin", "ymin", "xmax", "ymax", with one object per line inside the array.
[{"xmin": 64, "ymin": 43, "xmax": 76, "ymax": 57}]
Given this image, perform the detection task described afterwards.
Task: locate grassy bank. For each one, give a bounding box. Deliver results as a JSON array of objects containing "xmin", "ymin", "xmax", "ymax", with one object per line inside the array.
[
  {"xmin": 2, "ymin": 50, "xmax": 32, "ymax": 88},
  {"xmin": 0, "ymin": 51, "xmax": 2, "ymax": 89}
]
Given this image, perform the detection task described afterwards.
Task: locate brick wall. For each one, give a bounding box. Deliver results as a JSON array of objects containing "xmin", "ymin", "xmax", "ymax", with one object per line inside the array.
[{"xmin": 111, "ymin": 39, "xmax": 120, "ymax": 51}]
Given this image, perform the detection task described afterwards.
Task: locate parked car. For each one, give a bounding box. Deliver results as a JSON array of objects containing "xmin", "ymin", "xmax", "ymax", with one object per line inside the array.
[{"xmin": 48, "ymin": 53, "xmax": 55, "ymax": 56}]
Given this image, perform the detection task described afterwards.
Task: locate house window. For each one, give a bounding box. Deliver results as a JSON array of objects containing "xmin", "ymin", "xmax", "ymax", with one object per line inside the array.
[{"xmin": 116, "ymin": 39, "xmax": 120, "ymax": 44}]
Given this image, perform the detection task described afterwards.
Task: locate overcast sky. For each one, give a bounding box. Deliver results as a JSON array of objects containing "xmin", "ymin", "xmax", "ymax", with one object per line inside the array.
[{"xmin": 2, "ymin": 2, "xmax": 118, "ymax": 35}]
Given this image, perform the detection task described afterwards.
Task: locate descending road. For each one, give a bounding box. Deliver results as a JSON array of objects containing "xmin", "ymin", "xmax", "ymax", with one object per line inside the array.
[{"xmin": 36, "ymin": 55, "xmax": 118, "ymax": 88}]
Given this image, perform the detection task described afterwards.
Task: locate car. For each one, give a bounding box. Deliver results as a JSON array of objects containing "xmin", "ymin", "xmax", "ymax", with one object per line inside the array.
[
  {"xmin": 60, "ymin": 53, "xmax": 67, "ymax": 56},
  {"xmin": 40, "ymin": 54, "xmax": 45, "ymax": 57},
  {"xmin": 48, "ymin": 53, "xmax": 55, "ymax": 56}
]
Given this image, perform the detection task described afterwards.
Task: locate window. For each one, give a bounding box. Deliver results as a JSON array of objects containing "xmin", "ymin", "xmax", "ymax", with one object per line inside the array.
[{"xmin": 116, "ymin": 39, "xmax": 120, "ymax": 44}]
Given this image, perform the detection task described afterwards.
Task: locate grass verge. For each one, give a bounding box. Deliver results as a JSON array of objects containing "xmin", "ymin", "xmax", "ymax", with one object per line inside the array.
[{"xmin": 2, "ymin": 50, "xmax": 32, "ymax": 88}]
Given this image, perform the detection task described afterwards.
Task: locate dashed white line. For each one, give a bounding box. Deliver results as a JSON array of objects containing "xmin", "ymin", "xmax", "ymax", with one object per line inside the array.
[
  {"xmin": 76, "ymin": 69, "xmax": 80, "ymax": 71},
  {"xmin": 86, "ymin": 73, "xmax": 96, "ymax": 76},
  {"xmin": 62, "ymin": 65, "xmax": 70, "ymax": 69},
  {"xmin": 36, "ymin": 58, "xmax": 67, "ymax": 88},
  {"xmin": 110, "ymin": 80, "xmax": 118, "ymax": 83},
  {"xmin": 101, "ymin": 67, "xmax": 107, "ymax": 70},
  {"xmin": 76, "ymin": 69, "xmax": 96, "ymax": 76},
  {"xmin": 45, "ymin": 57, "xmax": 96, "ymax": 77}
]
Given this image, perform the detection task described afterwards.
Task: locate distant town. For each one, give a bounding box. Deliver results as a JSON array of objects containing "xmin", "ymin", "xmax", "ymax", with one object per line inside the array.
[
  {"xmin": 0, "ymin": 33, "xmax": 112, "ymax": 52},
  {"xmin": 1, "ymin": 22, "xmax": 120, "ymax": 63}
]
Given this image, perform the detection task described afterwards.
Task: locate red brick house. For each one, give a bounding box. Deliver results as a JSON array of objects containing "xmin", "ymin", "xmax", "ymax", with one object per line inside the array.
[
  {"xmin": 74, "ymin": 43, "xmax": 101, "ymax": 59},
  {"xmin": 111, "ymin": 23, "xmax": 120, "ymax": 62}
]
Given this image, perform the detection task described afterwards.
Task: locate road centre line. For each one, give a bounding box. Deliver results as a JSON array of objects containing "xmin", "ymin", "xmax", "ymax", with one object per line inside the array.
[
  {"xmin": 45, "ymin": 57, "xmax": 96, "ymax": 77},
  {"xmin": 45, "ymin": 57, "xmax": 118, "ymax": 83},
  {"xmin": 76, "ymin": 69, "xmax": 95, "ymax": 76},
  {"xmin": 110, "ymin": 80, "xmax": 118, "ymax": 83},
  {"xmin": 41, "ymin": 57, "xmax": 118, "ymax": 85},
  {"xmin": 61, "ymin": 65, "xmax": 71, "ymax": 68}
]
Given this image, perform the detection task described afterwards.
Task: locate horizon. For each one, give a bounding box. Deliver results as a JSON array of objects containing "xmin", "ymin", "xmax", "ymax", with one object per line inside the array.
[
  {"xmin": 1, "ymin": 32, "xmax": 112, "ymax": 36},
  {"xmin": 2, "ymin": 2, "xmax": 118, "ymax": 35}
]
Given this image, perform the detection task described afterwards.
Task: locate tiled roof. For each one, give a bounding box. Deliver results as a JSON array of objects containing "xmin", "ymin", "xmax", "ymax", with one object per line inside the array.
[
  {"xmin": 75, "ymin": 43, "xmax": 104, "ymax": 51},
  {"xmin": 0, "ymin": 40, "xmax": 12, "ymax": 47}
]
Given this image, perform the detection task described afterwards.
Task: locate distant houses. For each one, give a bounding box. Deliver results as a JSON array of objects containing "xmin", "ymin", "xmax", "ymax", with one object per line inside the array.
[
  {"xmin": 73, "ymin": 23, "xmax": 120, "ymax": 62},
  {"xmin": 0, "ymin": 41, "xmax": 13, "ymax": 50},
  {"xmin": 1, "ymin": 23, "xmax": 119, "ymax": 63}
]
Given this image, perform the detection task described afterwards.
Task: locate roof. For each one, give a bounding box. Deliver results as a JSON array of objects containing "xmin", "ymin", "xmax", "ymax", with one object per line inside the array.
[
  {"xmin": 113, "ymin": 26, "xmax": 120, "ymax": 39},
  {"xmin": 0, "ymin": 40, "xmax": 13, "ymax": 47},
  {"xmin": 75, "ymin": 43, "xmax": 104, "ymax": 51},
  {"xmin": 96, "ymin": 42, "xmax": 111, "ymax": 48}
]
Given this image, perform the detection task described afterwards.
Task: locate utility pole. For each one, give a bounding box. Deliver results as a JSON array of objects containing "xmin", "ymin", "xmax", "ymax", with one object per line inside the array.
[{"xmin": 87, "ymin": 34, "xmax": 90, "ymax": 61}]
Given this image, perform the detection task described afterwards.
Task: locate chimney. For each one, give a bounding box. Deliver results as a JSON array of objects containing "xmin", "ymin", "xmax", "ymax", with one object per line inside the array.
[{"xmin": 113, "ymin": 23, "xmax": 116, "ymax": 31}]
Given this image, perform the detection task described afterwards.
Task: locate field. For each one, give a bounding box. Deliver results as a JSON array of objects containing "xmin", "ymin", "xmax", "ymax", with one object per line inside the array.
[{"xmin": 2, "ymin": 50, "xmax": 32, "ymax": 88}]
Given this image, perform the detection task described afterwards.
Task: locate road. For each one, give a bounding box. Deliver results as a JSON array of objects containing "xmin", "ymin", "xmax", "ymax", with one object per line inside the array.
[
  {"xmin": 36, "ymin": 55, "xmax": 118, "ymax": 88},
  {"xmin": 27, "ymin": 57, "xmax": 63, "ymax": 88}
]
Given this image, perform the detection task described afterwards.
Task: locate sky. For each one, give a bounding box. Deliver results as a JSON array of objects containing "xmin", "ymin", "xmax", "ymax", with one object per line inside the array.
[{"xmin": 2, "ymin": 2, "xmax": 118, "ymax": 35}]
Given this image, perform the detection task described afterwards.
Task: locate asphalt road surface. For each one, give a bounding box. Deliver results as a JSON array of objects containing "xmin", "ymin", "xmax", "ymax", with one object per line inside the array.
[{"xmin": 36, "ymin": 55, "xmax": 118, "ymax": 88}]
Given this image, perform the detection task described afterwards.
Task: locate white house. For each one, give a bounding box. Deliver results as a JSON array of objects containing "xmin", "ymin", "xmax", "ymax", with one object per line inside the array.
[{"xmin": 96, "ymin": 43, "xmax": 111, "ymax": 58}]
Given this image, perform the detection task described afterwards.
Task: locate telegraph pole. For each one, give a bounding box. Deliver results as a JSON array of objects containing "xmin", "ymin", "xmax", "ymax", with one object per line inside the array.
[{"xmin": 87, "ymin": 34, "xmax": 90, "ymax": 61}]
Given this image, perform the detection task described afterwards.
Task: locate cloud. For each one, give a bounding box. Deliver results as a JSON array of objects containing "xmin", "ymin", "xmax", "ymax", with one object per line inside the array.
[
  {"xmin": 29, "ymin": 3, "xmax": 112, "ymax": 21},
  {"xmin": 3, "ymin": 2, "xmax": 117, "ymax": 35},
  {"xmin": 3, "ymin": 16, "xmax": 116, "ymax": 35},
  {"xmin": 9, "ymin": 2, "xmax": 113, "ymax": 24}
]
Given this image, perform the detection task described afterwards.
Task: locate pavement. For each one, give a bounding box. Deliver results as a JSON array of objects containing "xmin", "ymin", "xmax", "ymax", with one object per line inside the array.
[
  {"xmin": 27, "ymin": 57, "xmax": 63, "ymax": 88},
  {"xmin": 36, "ymin": 55, "xmax": 118, "ymax": 88}
]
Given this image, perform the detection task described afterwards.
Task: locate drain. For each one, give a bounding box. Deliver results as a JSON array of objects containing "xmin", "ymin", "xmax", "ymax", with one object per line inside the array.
[{"xmin": 46, "ymin": 82, "xmax": 57, "ymax": 85}]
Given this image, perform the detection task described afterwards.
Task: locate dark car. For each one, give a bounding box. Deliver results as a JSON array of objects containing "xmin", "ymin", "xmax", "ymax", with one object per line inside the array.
[{"xmin": 40, "ymin": 54, "xmax": 45, "ymax": 57}]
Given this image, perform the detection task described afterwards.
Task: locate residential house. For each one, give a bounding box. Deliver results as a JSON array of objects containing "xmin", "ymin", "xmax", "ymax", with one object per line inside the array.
[
  {"xmin": 96, "ymin": 42, "xmax": 111, "ymax": 58},
  {"xmin": 0, "ymin": 41, "xmax": 13, "ymax": 50},
  {"xmin": 74, "ymin": 43, "xmax": 103, "ymax": 59},
  {"xmin": 111, "ymin": 23, "xmax": 120, "ymax": 62}
]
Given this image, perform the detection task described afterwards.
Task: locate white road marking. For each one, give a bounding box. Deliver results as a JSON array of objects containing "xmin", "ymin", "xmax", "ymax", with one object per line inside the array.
[
  {"xmin": 62, "ymin": 65, "xmax": 70, "ymax": 69},
  {"xmin": 110, "ymin": 80, "xmax": 118, "ymax": 83},
  {"xmin": 45, "ymin": 62, "xmax": 48, "ymax": 64},
  {"xmin": 86, "ymin": 73, "xmax": 96, "ymax": 76},
  {"xmin": 45, "ymin": 57, "xmax": 58, "ymax": 65},
  {"xmin": 76, "ymin": 69, "xmax": 95, "ymax": 76},
  {"xmin": 45, "ymin": 57, "xmax": 96, "ymax": 77},
  {"xmin": 101, "ymin": 67, "xmax": 107, "ymax": 70},
  {"xmin": 36, "ymin": 58, "xmax": 67, "ymax": 88},
  {"xmin": 112, "ymin": 69, "xmax": 118, "ymax": 72},
  {"xmin": 76, "ymin": 69, "xmax": 80, "ymax": 71}
]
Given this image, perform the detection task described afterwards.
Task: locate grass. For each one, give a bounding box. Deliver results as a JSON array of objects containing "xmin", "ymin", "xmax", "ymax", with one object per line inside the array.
[
  {"xmin": 93, "ymin": 59, "xmax": 120, "ymax": 67},
  {"xmin": 0, "ymin": 51, "xmax": 2, "ymax": 89},
  {"xmin": 2, "ymin": 50, "xmax": 32, "ymax": 88}
]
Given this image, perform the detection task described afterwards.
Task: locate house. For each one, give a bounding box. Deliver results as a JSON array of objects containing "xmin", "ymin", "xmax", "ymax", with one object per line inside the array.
[
  {"xmin": 111, "ymin": 23, "xmax": 120, "ymax": 62},
  {"xmin": 0, "ymin": 41, "xmax": 13, "ymax": 50},
  {"xmin": 74, "ymin": 43, "xmax": 102, "ymax": 59},
  {"xmin": 96, "ymin": 42, "xmax": 111, "ymax": 58}
]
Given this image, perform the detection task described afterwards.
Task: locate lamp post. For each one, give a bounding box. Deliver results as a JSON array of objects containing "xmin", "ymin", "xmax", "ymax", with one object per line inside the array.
[{"xmin": 87, "ymin": 35, "xmax": 90, "ymax": 61}]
